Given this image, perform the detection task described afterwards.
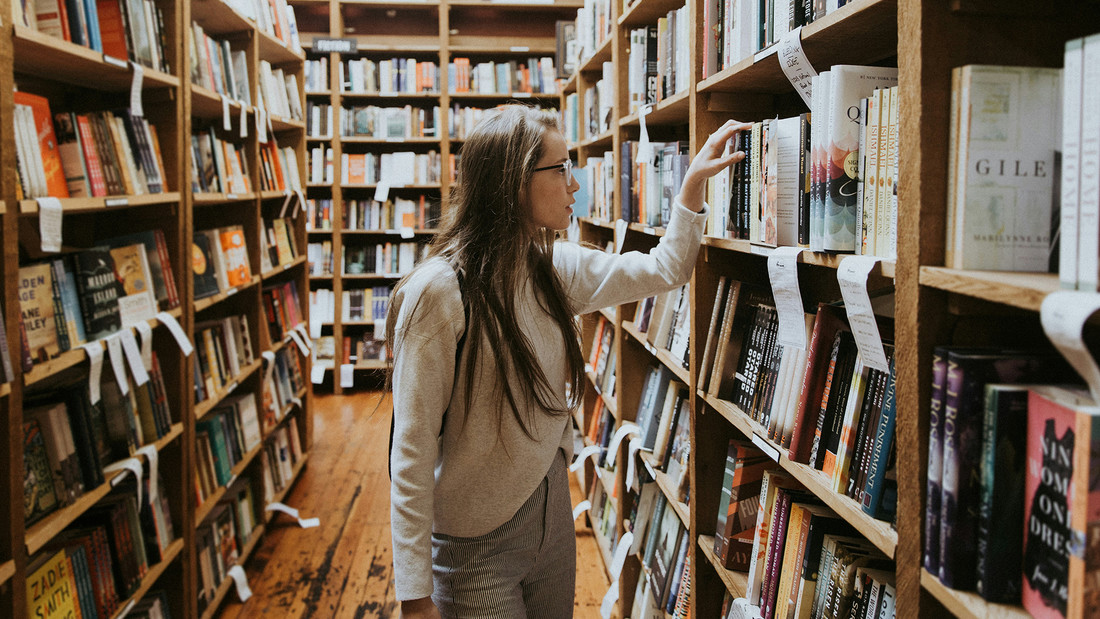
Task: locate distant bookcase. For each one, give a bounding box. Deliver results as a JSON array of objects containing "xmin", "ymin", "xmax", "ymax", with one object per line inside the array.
[
  {"xmin": 561, "ymin": 1, "xmax": 1100, "ymax": 618},
  {"xmin": 0, "ymin": 0, "xmax": 313, "ymax": 615},
  {"xmin": 292, "ymin": 0, "xmax": 574, "ymax": 393}
]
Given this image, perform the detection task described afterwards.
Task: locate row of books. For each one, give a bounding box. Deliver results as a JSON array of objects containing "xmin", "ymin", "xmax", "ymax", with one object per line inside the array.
[
  {"xmin": 222, "ymin": 0, "xmax": 302, "ymax": 54},
  {"xmin": 586, "ymin": 469, "xmax": 619, "ymax": 548},
  {"xmin": 620, "ymin": 139, "xmax": 690, "ymax": 228},
  {"xmin": 304, "ymin": 57, "xmax": 329, "ymax": 92},
  {"xmin": 18, "ymin": 0, "xmax": 170, "ymax": 73},
  {"xmin": 701, "ymin": 0, "xmax": 847, "ymax": 80},
  {"xmin": 192, "ymin": 225, "xmax": 253, "ymax": 300},
  {"xmin": 26, "ymin": 479, "xmax": 175, "ymax": 619},
  {"xmin": 920, "ymin": 348, "xmax": 1074, "ymax": 611},
  {"xmin": 307, "ymin": 241, "xmax": 333, "ymax": 276},
  {"xmin": 260, "ymin": 420, "xmax": 304, "ymax": 499},
  {"xmin": 260, "ymin": 215, "xmax": 300, "ymax": 274},
  {"xmin": 190, "ymin": 129, "xmax": 250, "ymax": 195},
  {"xmin": 570, "ymin": 155, "xmax": 615, "ymax": 222},
  {"xmin": 196, "ymin": 485, "xmax": 258, "ymax": 615},
  {"xmin": 258, "ymin": 60, "xmax": 303, "ymax": 121},
  {"xmin": 448, "ymin": 57, "xmax": 558, "ymax": 96},
  {"xmin": 305, "ymin": 198, "xmax": 333, "ymax": 231},
  {"xmin": 313, "ymin": 333, "xmax": 387, "ymax": 366},
  {"xmin": 339, "ymin": 151, "xmax": 442, "ymax": 187},
  {"xmin": 340, "ymin": 57, "xmax": 439, "ymax": 95},
  {"xmin": 626, "ymin": 10, "xmax": 690, "ymax": 115},
  {"xmin": 449, "ymin": 103, "xmax": 555, "ymax": 140},
  {"xmin": 571, "ymin": 0, "xmax": 613, "ymax": 71},
  {"xmin": 699, "ymin": 280, "xmax": 898, "ymax": 521},
  {"xmin": 17, "ymin": 91, "xmax": 167, "ymax": 200},
  {"xmin": 19, "ymin": 233, "xmax": 178, "ymax": 363},
  {"xmin": 340, "ymin": 105, "xmax": 440, "ymax": 139},
  {"xmin": 193, "ymin": 314, "xmax": 256, "ymax": 404},
  {"xmin": 343, "ymin": 196, "xmax": 442, "ymax": 232},
  {"xmin": 309, "ymin": 289, "xmax": 335, "ymax": 325},
  {"xmin": 257, "ymin": 140, "xmax": 304, "ymax": 194},
  {"xmin": 343, "ymin": 241, "xmax": 429, "ymax": 277},
  {"xmin": 627, "ymin": 474, "xmax": 690, "ymax": 617},
  {"xmin": 308, "ymin": 146, "xmax": 333, "ymax": 184},
  {"xmin": 266, "ymin": 345, "xmax": 305, "ymax": 415},
  {"xmin": 189, "ymin": 23, "xmax": 251, "ymax": 103},
  {"xmin": 261, "ymin": 279, "xmax": 304, "ymax": 343},
  {"xmin": 306, "ymin": 101, "xmax": 333, "ymax": 138},
  {"xmin": 634, "ymin": 281, "xmax": 691, "ymax": 369},
  {"xmin": 195, "ymin": 393, "xmax": 264, "ymax": 503},
  {"xmin": 23, "ymin": 359, "xmax": 173, "ymax": 526},
  {"xmin": 587, "ymin": 315, "xmax": 617, "ymax": 397},
  {"xmin": 344, "ymin": 286, "xmax": 391, "ymax": 324},
  {"xmin": 561, "ymin": 60, "xmax": 613, "ymax": 144}
]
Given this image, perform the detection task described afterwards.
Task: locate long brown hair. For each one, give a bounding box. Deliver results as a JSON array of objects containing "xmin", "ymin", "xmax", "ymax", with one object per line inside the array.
[{"xmin": 387, "ymin": 105, "xmax": 586, "ymax": 439}]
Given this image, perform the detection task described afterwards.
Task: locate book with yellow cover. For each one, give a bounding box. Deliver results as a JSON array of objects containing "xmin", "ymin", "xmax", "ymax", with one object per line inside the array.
[{"xmin": 26, "ymin": 549, "xmax": 81, "ymax": 619}]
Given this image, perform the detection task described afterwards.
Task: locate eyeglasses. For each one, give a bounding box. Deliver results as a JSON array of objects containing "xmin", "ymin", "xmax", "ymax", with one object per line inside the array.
[{"xmin": 533, "ymin": 159, "xmax": 574, "ymax": 182}]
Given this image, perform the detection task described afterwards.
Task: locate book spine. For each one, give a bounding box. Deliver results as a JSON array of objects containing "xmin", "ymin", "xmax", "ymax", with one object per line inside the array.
[
  {"xmin": 861, "ymin": 360, "xmax": 897, "ymax": 520},
  {"xmin": 921, "ymin": 348, "xmax": 947, "ymax": 572},
  {"xmin": 1061, "ymin": 39, "xmax": 1084, "ymax": 289},
  {"xmin": 938, "ymin": 355, "xmax": 976, "ymax": 590}
]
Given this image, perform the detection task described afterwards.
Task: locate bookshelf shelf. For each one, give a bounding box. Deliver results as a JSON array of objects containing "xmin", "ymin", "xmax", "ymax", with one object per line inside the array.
[
  {"xmin": 195, "ymin": 442, "xmax": 267, "ymax": 526},
  {"xmin": 259, "ymin": 190, "xmax": 291, "ymax": 201},
  {"xmin": 191, "ymin": 85, "xmax": 248, "ymax": 119},
  {"xmin": 194, "ymin": 359, "xmax": 265, "ymax": 420},
  {"xmin": 340, "ymin": 273, "xmax": 403, "ymax": 280},
  {"xmin": 261, "ymin": 256, "xmax": 308, "ymax": 280},
  {"xmin": 618, "ymin": 0, "xmax": 689, "ymax": 26},
  {"xmin": 581, "ymin": 217, "xmax": 616, "ymax": 230},
  {"xmin": 191, "ymin": 0, "xmax": 253, "ymax": 34},
  {"xmin": 341, "ymin": 228, "xmax": 441, "ymax": 235},
  {"xmin": 0, "ymin": 560, "xmax": 12, "ymax": 587},
  {"xmin": 701, "ymin": 236, "xmax": 898, "ymax": 278},
  {"xmin": 339, "ymin": 91, "xmax": 441, "ymax": 99},
  {"xmin": 354, "ymin": 360, "xmax": 387, "ymax": 370},
  {"xmin": 447, "ymin": 41, "xmax": 556, "ymax": 54},
  {"xmin": 621, "ymin": 321, "xmax": 690, "ymax": 385},
  {"xmin": 339, "ymin": 136, "xmax": 441, "ymax": 144},
  {"xmin": 256, "ymin": 30, "xmax": 306, "ymax": 65},
  {"xmin": 309, "ymin": 275, "xmax": 334, "ymax": 281},
  {"xmin": 920, "ymin": 570, "xmax": 1029, "ymax": 619},
  {"xmin": 589, "ymin": 506, "xmax": 616, "ymax": 575},
  {"xmin": 448, "ymin": 0, "xmax": 583, "ymax": 7},
  {"xmin": 306, "ymin": 90, "xmax": 333, "ymax": 96},
  {"xmin": 113, "ymin": 538, "xmax": 185, "ymax": 619},
  {"xmin": 18, "ymin": 192, "xmax": 182, "ymax": 214},
  {"xmin": 338, "ymin": 37, "xmax": 443, "ymax": 52},
  {"xmin": 629, "ymin": 222, "xmax": 666, "ymax": 237},
  {"xmin": 702, "ymin": 392, "xmax": 898, "ymax": 559},
  {"xmin": 193, "ymin": 192, "xmax": 258, "ymax": 205},
  {"xmin": 697, "ymin": 0, "xmax": 896, "ymax": 95},
  {"xmin": 919, "ymin": 267, "xmax": 1058, "ymax": 312},
  {"xmin": 640, "ymin": 452, "xmax": 689, "ymax": 528},
  {"xmin": 698, "ymin": 535, "xmax": 749, "ymax": 599},
  {"xmin": 193, "ymin": 276, "xmax": 262, "ymax": 314},
  {"xmin": 587, "ymin": 369, "xmax": 619, "ymax": 418},
  {"xmin": 197, "ymin": 524, "xmax": 267, "ymax": 619},
  {"xmin": 619, "ymin": 89, "xmax": 691, "ymax": 127},
  {"xmin": 578, "ymin": 129, "xmax": 615, "ymax": 150},
  {"xmin": 12, "ymin": 26, "xmax": 180, "ymax": 89},
  {"xmin": 562, "ymin": 72, "xmax": 578, "ymax": 95},
  {"xmin": 271, "ymin": 116, "xmax": 306, "ymax": 131},
  {"xmin": 447, "ymin": 91, "xmax": 560, "ymax": 100},
  {"xmin": 340, "ymin": 184, "xmax": 442, "ymax": 190},
  {"xmin": 307, "ymin": 136, "xmax": 333, "ymax": 142},
  {"xmin": 579, "ymin": 36, "xmax": 614, "ymax": 74},
  {"xmin": 23, "ymin": 310, "xmax": 184, "ymax": 386}
]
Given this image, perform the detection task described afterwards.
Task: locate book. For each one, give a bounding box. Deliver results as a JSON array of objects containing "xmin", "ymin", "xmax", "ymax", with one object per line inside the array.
[
  {"xmin": 24, "ymin": 417, "xmax": 60, "ymax": 525},
  {"xmin": 218, "ymin": 225, "xmax": 252, "ymax": 287},
  {"xmin": 944, "ymin": 65, "xmax": 1062, "ymax": 272},
  {"xmin": 15, "ymin": 91, "xmax": 71, "ymax": 199},
  {"xmin": 18, "ymin": 262, "xmax": 62, "ymax": 363},
  {"xmin": 25, "ymin": 549, "xmax": 83, "ymax": 619},
  {"xmin": 192, "ymin": 233, "xmax": 221, "ymax": 300},
  {"xmin": 860, "ymin": 357, "xmax": 898, "ymax": 522},
  {"xmin": 72, "ymin": 247, "xmax": 126, "ymax": 340},
  {"xmin": 109, "ymin": 243, "xmax": 157, "ymax": 327},
  {"xmin": 921, "ymin": 346, "xmax": 950, "ymax": 573},
  {"xmin": 1022, "ymin": 386, "xmax": 1100, "ymax": 619},
  {"xmin": 714, "ymin": 440, "xmax": 771, "ymax": 569}
]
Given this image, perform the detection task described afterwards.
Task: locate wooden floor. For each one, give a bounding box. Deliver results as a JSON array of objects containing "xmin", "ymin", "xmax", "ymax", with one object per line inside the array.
[{"xmin": 216, "ymin": 391, "xmax": 611, "ymax": 618}]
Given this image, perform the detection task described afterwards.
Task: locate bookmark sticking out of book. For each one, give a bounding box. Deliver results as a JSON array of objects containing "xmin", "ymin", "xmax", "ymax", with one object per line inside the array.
[
  {"xmin": 572, "ymin": 500, "xmax": 591, "ymax": 521},
  {"xmin": 120, "ymin": 329, "xmax": 150, "ymax": 386},
  {"xmin": 838, "ymin": 255, "xmax": 889, "ymax": 372},
  {"xmin": 768, "ymin": 246, "xmax": 807, "ymax": 349},
  {"xmin": 610, "ymin": 531, "xmax": 634, "ymax": 578},
  {"xmin": 240, "ymin": 104, "xmax": 248, "ymax": 138},
  {"xmin": 105, "ymin": 457, "xmax": 144, "ymax": 503},
  {"xmin": 265, "ymin": 502, "xmax": 320, "ymax": 528},
  {"xmin": 605, "ymin": 422, "xmax": 640, "ymax": 468},
  {"xmin": 569, "ymin": 445, "xmax": 601, "ymax": 472},
  {"xmin": 227, "ymin": 566, "xmax": 253, "ymax": 602},
  {"xmin": 287, "ymin": 329, "xmax": 309, "ymax": 356},
  {"xmin": 635, "ymin": 104, "xmax": 653, "ymax": 165},
  {"xmin": 340, "ymin": 363, "xmax": 354, "ymax": 388},
  {"xmin": 297, "ymin": 189, "xmax": 307, "ymax": 213},
  {"xmin": 129, "ymin": 62, "xmax": 143, "ymax": 117},
  {"xmin": 106, "ymin": 334, "xmax": 130, "ymax": 396},
  {"xmin": 1041, "ymin": 291, "xmax": 1100, "ymax": 402},
  {"xmin": 778, "ymin": 27, "xmax": 817, "ymax": 107},
  {"xmin": 135, "ymin": 321, "xmax": 153, "ymax": 370},
  {"xmin": 600, "ymin": 581, "xmax": 619, "ymax": 619},
  {"xmin": 37, "ymin": 198, "xmax": 62, "ymax": 253},
  {"xmin": 222, "ymin": 95, "xmax": 232, "ymax": 131},
  {"xmin": 136, "ymin": 444, "xmax": 159, "ymax": 502},
  {"xmin": 156, "ymin": 312, "xmax": 194, "ymax": 356},
  {"xmin": 82, "ymin": 342, "xmax": 105, "ymax": 405}
]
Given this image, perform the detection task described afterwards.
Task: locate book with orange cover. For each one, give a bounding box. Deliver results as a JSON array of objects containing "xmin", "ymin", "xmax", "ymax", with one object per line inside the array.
[
  {"xmin": 14, "ymin": 92, "xmax": 70, "ymax": 199},
  {"xmin": 218, "ymin": 226, "xmax": 252, "ymax": 287}
]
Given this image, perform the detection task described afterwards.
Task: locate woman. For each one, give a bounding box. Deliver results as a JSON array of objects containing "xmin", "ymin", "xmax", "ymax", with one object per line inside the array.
[{"xmin": 388, "ymin": 105, "xmax": 747, "ymax": 618}]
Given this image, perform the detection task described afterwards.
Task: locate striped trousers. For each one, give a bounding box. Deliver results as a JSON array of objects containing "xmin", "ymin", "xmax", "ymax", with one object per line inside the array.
[{"xmin": 431, "ymin": 449, "xmax": 576, "ymax": 618}]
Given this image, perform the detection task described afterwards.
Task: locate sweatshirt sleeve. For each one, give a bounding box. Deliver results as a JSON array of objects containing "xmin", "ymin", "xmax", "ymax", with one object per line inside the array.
[
  {"xmin": 389, "ymin": 264, "xmax": 465, "ymax": 601},
  {"xmin": 555, "ymin": 200, "xmax": 708, "ymax": 315}
]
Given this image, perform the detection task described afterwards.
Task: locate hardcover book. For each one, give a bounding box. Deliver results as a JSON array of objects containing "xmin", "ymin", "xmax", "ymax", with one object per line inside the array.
[
  {"xmin": 944, "ymin": 65, "xmax": 1063, "ymax": 272},
  {"xmin": 1022, "ymin": 386, "xmax": 1100, "ymax": 619},
  {"xmin": 23, "ymin": 417, "xmax": 59, "ymax": 525},
  {"xmin": 192, "ymin": 234, "xmax": 221, "ymax": 300},
  {"xmin": 72, "ymin": 247, "xmax": 125, "ymax": 341},
  {"xmin": 109, "ymin": 243, "xmax": 157, "ymax": 327},
  {"xmin": 18, "ymin": 262, "xmax": 62, "ymax": 363},
  {"xmin": 922, "ymin": 346, "xmax": 950, "ymax": 573}
]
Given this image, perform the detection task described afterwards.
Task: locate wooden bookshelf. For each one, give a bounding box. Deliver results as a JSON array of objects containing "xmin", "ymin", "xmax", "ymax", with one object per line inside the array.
[
  {"xmin": 698, "ymin": 535, "xmax": 749, "ymax": 599},
  {"xmin": 18, "ymin": 193, "xmax": 183, "ymax": 214},
  {"xmin": 193, "ymin": 276, "xmax": 262, "ymax": 314},
  {"xmin": 193, "ymin": 360, "xmax": 265, "ymax": 420},
  {"xmin": 112, "ymin": 539, "xmax": 186, "ymax": 619},
  {"xmin": 0, "ymin": 560, "xmax": 13, "ymax": 588},
  {"xmin": 197, "ymin": 524, "xmax": 267, "ymax": 619},
  {"xmin": 639, "ymin": 452, "xmax": 689, "ymax": 528},
  {"xmin": 920, "ymin": 570, "xmax": 1030, "ymax": 619},
  {"xmin": 12, "ymin": 25, "xmax": 180, "ymax": 89},
  {"xmin": 919, "ymin": 267, "xmax": 1059, "ymax": 313},
  {"xmin": 261, "ymin": 256, "xmax": 309, "ymax": 280}
]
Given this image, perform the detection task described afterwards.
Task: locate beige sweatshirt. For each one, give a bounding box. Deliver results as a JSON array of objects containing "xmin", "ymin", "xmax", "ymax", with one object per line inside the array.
[{"xmin": 389, "ymin": 201, "xmax": 708, "ymax": 601}]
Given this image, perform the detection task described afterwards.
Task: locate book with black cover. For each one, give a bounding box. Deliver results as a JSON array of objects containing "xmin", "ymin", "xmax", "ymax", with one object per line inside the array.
[{"xmin": 72, "ymin": 247, "xmax": 125, "ymax": 341}]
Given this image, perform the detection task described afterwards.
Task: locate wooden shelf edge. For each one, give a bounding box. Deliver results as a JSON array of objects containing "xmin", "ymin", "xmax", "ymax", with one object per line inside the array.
[
  {"xmin": 580, "ymin": 217, "xmax": 615, "ymax": 230},
  {"xmin": 620, "ymin": 321, "xmax": 691, "ymax": 385},
  {"xmin": 0, "ymin": 559, "xmax": 14, "ymax": 587},
  {"xmin": 194, "ymin": 276, "xmax": 261, "ymax": 314},
  {"xmin": 195, "ymin": 360, "xmax": 264, "ymax": 420},
  {"xmin": 19, "ymin": 192, "xmax": 182, "ymax": 214},
  {"xmin": 27, "ymin": 469, "xmax": 124, "ymax": 556},
  {"xmin": 198, "ymin": 523, "xmax": 268, "ymax": 619},
  {"xmin": 919, "ymin": 266, "xmax": 1057, "ymax": 312},
  {"xmin": 195, "ymin": 440, "xmax": 267, "ymax": 527},
  {"xmin": 640, "ymin": 452, "xmax": 690, "ymax": 528},
  {"xmin": 340, "ymin": 228, "xmax": 442, "ymax": 235},
  {"xmin": 24, "ymin": 309, "xmax": 184, "ymax": 386},
  {"xmin": 700, "ymin": 392, "xmax": 898, "ymax": 560},
  {"xmin": 260, "ymin": 256, "xmax": 308, "ymax": 280},
  {"xmin": 920, "ymin": 569, "xmax": 1030, "ymax": 619},
  {"xmin": 193, "ymin": 192, "xmax": 258, "ymax": 205},
  {"xmin": 111, "ymin": 538, "xmax": 185, "ymax": 619},
  {"xmin": 698, "ymin": 534, "xmax": 750, "ymax": 599},
  {"xmin": 339, "ymin": 136, "xmax": 441, "ymax": 143}
]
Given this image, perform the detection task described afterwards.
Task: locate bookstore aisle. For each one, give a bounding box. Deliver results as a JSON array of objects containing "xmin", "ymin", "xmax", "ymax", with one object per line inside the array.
[{"xmin": 211, "ymin": 391, "xmax": 611, "ymax": 618}]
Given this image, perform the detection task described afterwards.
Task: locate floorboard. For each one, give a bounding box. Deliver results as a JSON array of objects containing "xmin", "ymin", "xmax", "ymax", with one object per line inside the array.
[{"xmin": 214, "ymin": 391, "xmax": 611, "ymax": 619}]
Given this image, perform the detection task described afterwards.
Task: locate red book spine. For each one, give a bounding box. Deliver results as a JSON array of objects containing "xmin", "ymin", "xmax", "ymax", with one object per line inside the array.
[
  {"xmin": 154, "ymin": 229, "xmax": 179, "ymax": 308},
  {"xmin": 75, "ymin": 115, "xmax": 107, "ymax": 197}
]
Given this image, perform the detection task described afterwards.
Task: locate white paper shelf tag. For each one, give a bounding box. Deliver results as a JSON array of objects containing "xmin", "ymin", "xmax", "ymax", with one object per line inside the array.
[
  {"xmin": 311, "ymin": 363, "xmax": 326, "ymax": 385},
  {"xmin": 261, "ymin": 350, "xmax": 276, "ymax": 382},
  {"xmin": 340, "ymin": 363, "xmax": 354, "ymax": 388},
  {"xmin": 266, "ymin": 502, "xmax": 320, "ymax": 528},
  {"xmin": 615, "ymin": 219, "xmax": 627, "ymax": 254},
  {"xmin": 572, "ymin": 500, "xmax": 591, "ymax": 522},
  {"xmin": 280, "ymin": 192, "xmax": 294, "ymax": 218},
  {"xmin": 610, "ymin": 531, "xmax": 633, "ymax": 578},
  {"xmin": 837, "ymin": 256, "xmax": 889, "ymax": 372},
  {"xmin": 106, "ymin": 335, "xmax": 129, "ymax": 396},
  {"xmin": 135, "ymin": 321, "xmax": 153, "ymax": 371},
  {"xmin": 83, "ymin": 342, "xmax": 105, "ymax": 405},
  {"xmin": 120, "ymin": 329, "xmax": 150, "ymax": 386},
  {"xmin": 227, "ymin": 565, "xmax": 253, "ymax": 602},
  {"xmin": 129, "ymin": 62, "xmax": 144, "ymax": 117},
  {"xmin": 600, "ymin": 581, "xmax": 619, "ymax": 619},
  {"xmin": 635, "ymin": 104, "xmax": 653, "ymax": 164},
  {"xmin": 37, "ymin": 197, "xmax": 63, "ymax": 253},
  {"xmin": 240, "ymin": 104, "xmax": 248, "ymax": 138},
  {"xmin": 569, "ymin": 445, "xmax": 601, "ymax": 472},
  {"xmin": 136, "ymin": 444, "xmax": 159, "ymax": 502},
  {"xmin": 222, "ymin": 95, "xmax": 232, "ymax": 131},
  {"xmin": 104, "ymin": 457, "xmax": 144, "ymax": 503},
  {"xmin": 777, "ymin": 27, "xmax": 817, "ymax": 107},
  {"xmin": 374, "ymin": 180, "xmax": 390, "ymax": 203},
  {"xmin": 768, "ymin": 246, "xmax": 807, "ymax": 349},
  {"xmin": 604, "ymin": 422, "xmax": 640, "ymax": 468},
  {"xmin": 157, "ymin": 312, "xmax": 193, "ymax": 356},
  {"xmin": 1041, "ymin": 291, "xmax": 1100, "ymax": 402},
  {"xmin": 288, "ymin": 329, "xmax": 310, "ymax": 356}
]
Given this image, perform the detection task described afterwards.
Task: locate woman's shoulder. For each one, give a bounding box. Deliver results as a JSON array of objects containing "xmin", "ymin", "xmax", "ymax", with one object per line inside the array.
[{"xmin": 391, "ymin": 257, "xmax": 464, "ymax": 329}]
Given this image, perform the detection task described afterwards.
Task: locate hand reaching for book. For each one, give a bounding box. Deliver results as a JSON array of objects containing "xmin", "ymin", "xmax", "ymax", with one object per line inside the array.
[{"xmin": 678, "ymin": 119, "xmax": 751, "ymax": 213}]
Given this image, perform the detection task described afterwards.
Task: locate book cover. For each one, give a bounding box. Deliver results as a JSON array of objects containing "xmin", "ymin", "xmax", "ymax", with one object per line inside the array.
[
  {"xmin": 25, "ymin": 549, "xmax": 82, "ymax": 619},
  {"xmin": 788, "ymin": 304, "xmax": 847, "ymax": 461},
  {"xmin": 945, "ymin": 65, "xmax": 1062, "ymax": 271},
  {"xmin": 192, "ymin": 234, "xmax": 221, "ymax": 300},
  {"xmin": 922, "ymin": 346, "xmax": 949, "ymax": 572},
  {"xmin": 975, "ymin": 383, "xmax": 1029, "ymax": 603},
  {"xmin": 109, "ymin": 243, "xmax": 157, "ymax": 327},
  {"xmin": 14, "ymin": 91, "xmax": 70, "ymax": 199},
  {"xmin": 72, "ymin": 247, "xmax": 125, "ymax": 341},
  {"xmin": 218, "ymin": 225, "xmax": 252, "ymax": 287},
  {"xmin": 18, "ymin": 262, "xmax": 62, "ymax": 363},
  {"xmin": 24, "ymin": 418, "xmax": 59, "ymax": 525},
  {"xmin": 1022, "ymin": 386, "xmax": 1100, "ymax": 619},
  {"xmin": 714, "ymin": 440, "xmax": 771, "ymax": 569},
  {"xmin": 860, "ymin": 357, "xmax": 898, "ymax": 522}
]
